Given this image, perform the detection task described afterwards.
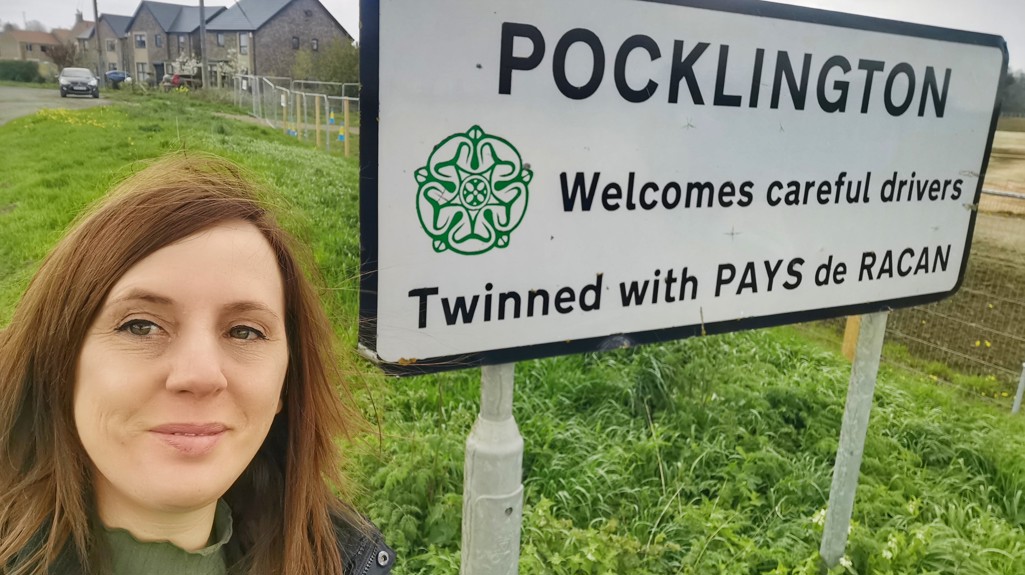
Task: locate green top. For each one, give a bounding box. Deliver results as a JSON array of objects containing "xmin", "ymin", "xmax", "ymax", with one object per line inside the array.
[{"xmin": 101, "ymin": 500, "xmax": 233, "ymax": 575}]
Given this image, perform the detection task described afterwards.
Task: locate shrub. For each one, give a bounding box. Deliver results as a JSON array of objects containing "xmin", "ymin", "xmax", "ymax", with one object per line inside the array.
[{"xmin": 0, "ymin": 60, "xmax": 41, "ymax": 82}]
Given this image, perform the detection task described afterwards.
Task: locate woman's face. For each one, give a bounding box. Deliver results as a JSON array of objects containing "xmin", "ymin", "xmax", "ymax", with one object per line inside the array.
[{"xmin": 74, "ymin": 221, "xmax": 289, "ymax": 519}]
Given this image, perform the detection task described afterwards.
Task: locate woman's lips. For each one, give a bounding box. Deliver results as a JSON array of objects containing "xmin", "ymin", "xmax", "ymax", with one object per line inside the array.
[{"xmin": 150, "ymin": 423, "xmax": 227, "ymax": 456}]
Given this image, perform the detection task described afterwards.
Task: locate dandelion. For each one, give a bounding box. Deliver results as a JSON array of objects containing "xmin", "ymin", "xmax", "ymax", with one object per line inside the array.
[
  {"xmin": 1001, "ymin": 392, "xmax": 1009, "ymax": 397},
  {"xmin": 974, "ymin": 340, "xmax": 981, "ymax": 347},
  {"xmin": 984, "ymin": 340, "xmax": 991, "ymax": 348}
]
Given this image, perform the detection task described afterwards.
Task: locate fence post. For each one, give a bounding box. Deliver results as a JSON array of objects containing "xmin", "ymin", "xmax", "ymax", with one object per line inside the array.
[
  {"xmin": 842, "ymin": 316, "xmax": 861, "ymax": 361},
  {"xmin": 1013, "ymin": 362, "xmax": 1025, "ymax": 414},
  {"xmin": 315, "ymin": 96, "xmax": 321, "ymax": 150},
  {"xmin": 343, "ymin": 98, "xmax": 351, "ymax": 157}
]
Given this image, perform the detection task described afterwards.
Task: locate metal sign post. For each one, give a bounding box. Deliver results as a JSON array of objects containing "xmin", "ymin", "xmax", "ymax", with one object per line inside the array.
[
  {"xmin": 1012, "ymin": 362, "xmax": 1025, "ymax": 414},
  {"xmin": 461, "ymin": 363, "xmax": 524, "ymax": 575},
  {"xmin": 820, "ymin": 311, "xmax": 889, "ymax": 567}
]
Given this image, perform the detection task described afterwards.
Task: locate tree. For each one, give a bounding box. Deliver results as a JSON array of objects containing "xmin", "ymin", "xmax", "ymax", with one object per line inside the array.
[
  {"xmin": 49, "ymin": 42, "xmax": 78, "ymax": 71},
  {"xmin": 24, "ymin": 20, "xmax": 46, "ymax": 32},
  {"xmin": 291, "ymin": 48, "xmax": 315, "ymax": 81},
  {"xmin": 1001, "ymin": 70, "xmax": 1025, "ymax": 115},
  {"xmin": 2, "ymin": 22, "xmax": 19, "ymax": 32},
  {"xmin": 318, "ymin": 39, "xmax": 358, "ymax": 87}
]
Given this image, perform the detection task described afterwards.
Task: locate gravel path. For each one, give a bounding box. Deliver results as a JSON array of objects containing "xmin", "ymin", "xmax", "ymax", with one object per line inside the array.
[{"xmin": 0, "ymin": 85, "xmax": 114, "ymax": 126}]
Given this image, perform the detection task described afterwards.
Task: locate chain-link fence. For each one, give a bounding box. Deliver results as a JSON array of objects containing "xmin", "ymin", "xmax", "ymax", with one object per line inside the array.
[
  {"xmin": 230, "ymin": 74, "xmax": 359, "ymax": 155},
  {"xmin": 801, "ymin": 189, "xmax": 1025, "ymax": 399}
]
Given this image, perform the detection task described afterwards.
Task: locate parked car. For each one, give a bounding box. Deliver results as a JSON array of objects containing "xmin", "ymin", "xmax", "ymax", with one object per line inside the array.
[
  {"xmin": 59, "ymin": 67, "xmax": 99, "ymax": 98},
  {"xmin": 105, "ymin": 69, "xmax": 132, "ymax": 88}
]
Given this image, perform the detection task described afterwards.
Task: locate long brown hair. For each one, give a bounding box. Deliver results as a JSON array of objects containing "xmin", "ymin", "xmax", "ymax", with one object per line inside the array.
[{"xmin": 0, "ymin": 153, "xmax": 365, "ymax": 575}]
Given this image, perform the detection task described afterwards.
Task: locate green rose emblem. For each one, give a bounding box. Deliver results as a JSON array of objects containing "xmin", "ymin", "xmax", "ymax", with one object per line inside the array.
[{"xmin": 415, "ymin": 126, "xmax": 531, "ymax": 255}]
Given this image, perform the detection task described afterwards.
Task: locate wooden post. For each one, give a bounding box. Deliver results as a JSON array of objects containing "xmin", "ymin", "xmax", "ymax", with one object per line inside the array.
[
  {"xmin": 343, "ymin": 98, "xmax": 351, "ymax": 157},
  {"xmin": 842, "ymin": 316, "xmax": 861, "ymax": 361},
  {"xmin": 315, "ymin": 97, "xmax": 321, "ymax": 150}
]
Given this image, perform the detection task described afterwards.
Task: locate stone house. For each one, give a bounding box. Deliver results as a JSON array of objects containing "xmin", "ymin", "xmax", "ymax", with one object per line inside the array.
[
  {"xmin": 0, "ymin": 30, "xmax": 59, "ymax": 63},
  {"xmin": 205, "ymin": 0, "xmax": 352, "ymax": 78},
  {"xmin": 97, "ymin": 15, "xmax": 134, "ymax": 73},
  {"xmin": 125, "ymin": 1, "xmax": 224, "ymax": 84}
]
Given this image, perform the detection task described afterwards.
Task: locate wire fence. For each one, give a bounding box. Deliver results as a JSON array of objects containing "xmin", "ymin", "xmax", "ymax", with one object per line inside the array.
[
  {"xmin": 230, "ymin": 74, "xmax": 359, "ymax": 156},
  {"xmin": 799, "ymin": 189, "xmax": 1025, "ymax": 402}
]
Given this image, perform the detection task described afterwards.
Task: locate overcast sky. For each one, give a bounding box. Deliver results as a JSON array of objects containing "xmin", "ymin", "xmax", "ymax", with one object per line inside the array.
[{"xmin": 1, "ymin": 0, "xmax": 1021, "ymax": 71}]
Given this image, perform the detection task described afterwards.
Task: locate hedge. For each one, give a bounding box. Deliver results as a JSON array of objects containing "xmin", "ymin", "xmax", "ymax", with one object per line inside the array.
[{"xmin": 0, "ymin": 60, "xmax": 42, "ymax": 82}]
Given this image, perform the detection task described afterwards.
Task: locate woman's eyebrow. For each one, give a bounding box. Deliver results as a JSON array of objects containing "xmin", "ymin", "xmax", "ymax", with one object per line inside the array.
[
  {"xmin": 105, "ymin": 289, "xmax": 174, "ymax": 308},
  {"xmin": 223, "ymin": 301, "xmax": 281, "ymax": 321}
]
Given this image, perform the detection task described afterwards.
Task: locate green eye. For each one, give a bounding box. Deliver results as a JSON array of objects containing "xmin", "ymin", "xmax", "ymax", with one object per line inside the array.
[
  {"xmin": 229, "ymin": 325, "xmax": 265, "ymax": 340},
  {"xmin": 119, "ymin": 320, "xmax": 160, "ymax": 336}
]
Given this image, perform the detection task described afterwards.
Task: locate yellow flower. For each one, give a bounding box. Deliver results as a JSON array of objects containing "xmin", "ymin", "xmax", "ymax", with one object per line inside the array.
[
  {"xmin": 974, "ymin": 340, "xmax": 981, "ymax": 347},
  {"xmin": 984, "ymin": 340, "xmax": 991, "ymax": 348}
]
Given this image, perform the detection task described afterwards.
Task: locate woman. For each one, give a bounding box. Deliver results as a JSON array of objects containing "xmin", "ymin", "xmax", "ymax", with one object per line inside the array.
[{"xmin": 0, "ymin": 153, "xmax": 393, "ymax": 575}]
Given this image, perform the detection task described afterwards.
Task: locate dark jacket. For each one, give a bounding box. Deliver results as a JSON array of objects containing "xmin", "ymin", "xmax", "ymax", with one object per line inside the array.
[
  {"xmin": 12, "ymin": 514, "xmax": 395, "ymax": 575},
  {"xmin": 334, "ymin": 517, "xmax": 395, "ymax": 575}
]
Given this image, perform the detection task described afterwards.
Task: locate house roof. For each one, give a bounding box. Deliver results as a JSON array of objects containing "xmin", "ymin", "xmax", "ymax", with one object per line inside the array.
[
  {"xmin": 51, "ymin": 28, "xmax": 73, "ymax": 43},
  {"xmin": 207, "ymin": 0, "xmax": 346, "ymax": 34},
  {"xmin": 103, "ymin": 14, "xmax": 133, "ymax": 38},
  {"xmin": 168, "ymin": 5, "xmax": 225, "ymax": 34},
  {"xmin": 77, "ymin": 24, "xmax": 95, "ymax": 40},
  {"xmin": 69, "ymin": 18, "xmax": 94, "ymax": 38},
  {"xmin": 128, "ymin": 2, "xmax": 224, "ymax": 34},
  {"xmin": 205, "ymin": 0, "xmax": 281, "ymax": 31},
  {"xmin": 9, "ymin": 31, "xmax": 59, "ymax": 45},
  {"xmin": 132, "ymin": 1, "xmax": 186, "ymax": 32}
]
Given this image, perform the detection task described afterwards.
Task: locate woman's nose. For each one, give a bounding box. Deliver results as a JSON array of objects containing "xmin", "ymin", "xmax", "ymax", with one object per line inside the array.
[{"xmin": 165, "ymin": 331, "xmax": 228, "ymax": 396}]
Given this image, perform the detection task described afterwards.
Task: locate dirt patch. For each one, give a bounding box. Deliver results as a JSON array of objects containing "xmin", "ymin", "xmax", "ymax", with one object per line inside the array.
[
  {"xmin": 983, "ymin": 131, "xmax": 1025, "ymax": 211},
  {"xmin": 0, "ymin": 203, "xmax": 15, "ymax": 215}
]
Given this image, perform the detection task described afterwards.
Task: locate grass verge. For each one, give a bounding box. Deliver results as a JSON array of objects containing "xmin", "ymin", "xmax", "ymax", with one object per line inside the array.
[{"xmin": 2, "ymin": 99, "xmax": 1025, "ymax": 574}]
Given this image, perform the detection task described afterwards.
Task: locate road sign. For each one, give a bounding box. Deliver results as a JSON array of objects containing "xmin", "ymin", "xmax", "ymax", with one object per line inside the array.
[{"xmin": 359, "ymin": 0, "xmax": 1007, "ymax": 375}]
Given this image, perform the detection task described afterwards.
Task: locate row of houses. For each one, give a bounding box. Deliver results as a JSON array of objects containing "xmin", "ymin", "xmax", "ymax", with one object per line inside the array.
[{"xmin": 0, "ymin": 0, "xmax": 351, "ymax": 83}]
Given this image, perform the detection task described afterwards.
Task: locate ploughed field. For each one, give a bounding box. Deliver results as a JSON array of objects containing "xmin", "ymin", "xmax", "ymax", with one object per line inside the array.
[{"xmin": 2, "ymin": 93, "xmax": 1025, "ymax": 574}]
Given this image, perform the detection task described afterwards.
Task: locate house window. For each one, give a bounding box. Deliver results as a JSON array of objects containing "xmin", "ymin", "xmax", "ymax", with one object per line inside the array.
[
  {"xmin": 239, "ymin": 33, "xmax": 248, "ymax": 55},
  {"xmin": 25, "ymin": 44, "xmax": 32, "ymax": 52},
  {"xmin": 109, "ymin": 63, "xmax": 117, "ymax": 71},
  {"xmin": 311, "ymin": 38, "xmax": 318, "ymax": 51},
  {"xmin": 216, "ymin": 33, "xmax": 224, "ymax": 47},
  {"xmin": 136, "ymin": 62, "xmax": 147, "ymax": 79},
  {"xmin": 178, "ymin": 35, "xmax": 185, "ymax": 53},
  {"xmin": 40, "ymin": 45, "xmax": 49, "ymax": 53},
  {"xmin": 134, "ymin": 33, "xmax": 146, "ymax": 48},
  {"xmin": 106, "ymin": 39, "xmax": 116, "ymax": 52},
  {"xmin": 155, "ymin": 34, "xmax": 162, "ymax": 48},
  {"xmin": 291, "ymin": 36, "xmax": 299, "ymax": 50}
]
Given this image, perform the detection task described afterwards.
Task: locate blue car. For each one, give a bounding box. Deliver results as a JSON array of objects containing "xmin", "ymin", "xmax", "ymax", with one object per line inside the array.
[{"xmin": 105, "ymin": 70, "xmax": 132, "ymax": 88}]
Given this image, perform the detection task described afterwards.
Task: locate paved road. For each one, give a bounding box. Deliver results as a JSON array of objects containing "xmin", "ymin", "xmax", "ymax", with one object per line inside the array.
[{"xmin": 0, "ymin": 86, "xmax": 114, "ymax": 126}]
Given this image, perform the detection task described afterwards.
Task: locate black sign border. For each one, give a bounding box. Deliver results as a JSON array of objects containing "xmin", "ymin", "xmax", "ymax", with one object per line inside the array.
[{"xmin": 359, "ymin": 0, "xmax": 1008, "ymax": 376}]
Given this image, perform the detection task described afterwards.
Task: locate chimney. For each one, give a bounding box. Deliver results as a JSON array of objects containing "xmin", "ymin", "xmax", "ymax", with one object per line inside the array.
[{"xmin": 76, "ymin": 10, "xmax": 83, "ymax": 24}]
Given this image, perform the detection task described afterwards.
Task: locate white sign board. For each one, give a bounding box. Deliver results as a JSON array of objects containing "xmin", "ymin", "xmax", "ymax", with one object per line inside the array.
[{"xmin": 359, "ymin": 0, "xmax": 1006, "ymax": 375}]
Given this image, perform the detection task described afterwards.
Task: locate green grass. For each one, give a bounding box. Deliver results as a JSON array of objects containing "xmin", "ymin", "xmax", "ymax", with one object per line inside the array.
[{"xmin": 3, "ymin": 99, "xmax": 1025, "ymax": 574}]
